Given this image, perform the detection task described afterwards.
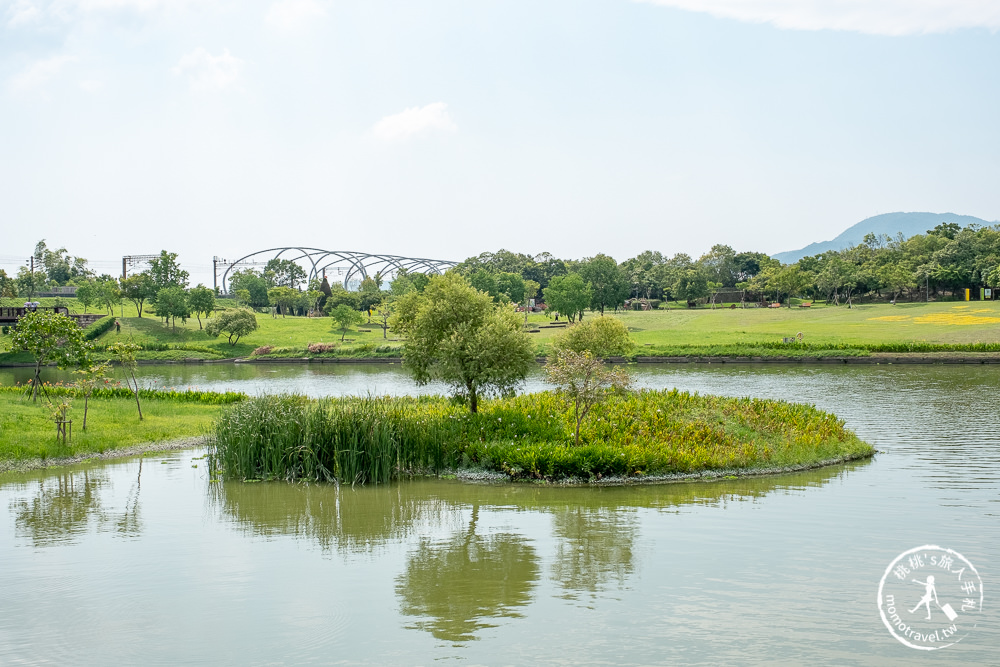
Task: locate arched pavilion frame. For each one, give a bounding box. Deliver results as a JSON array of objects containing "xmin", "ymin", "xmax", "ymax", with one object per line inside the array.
[{"xmin": 218, "ymin": 248, "xmax": 458, "ymax": 293}]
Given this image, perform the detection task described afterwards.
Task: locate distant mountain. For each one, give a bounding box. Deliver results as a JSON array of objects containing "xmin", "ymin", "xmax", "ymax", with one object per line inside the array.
[{"xmin": 772, "ymin": 212, "xmax": 996, "ymax": 264}]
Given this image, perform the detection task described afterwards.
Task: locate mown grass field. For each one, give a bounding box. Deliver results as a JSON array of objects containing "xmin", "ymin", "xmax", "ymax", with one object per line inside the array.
[
  {"xmin": 0, "ymin": 388, "xmax": 230, "ymax": 460},
  {"xmin": 3, "ymin": 298, "xmax": 1000, "ymax": 362}
]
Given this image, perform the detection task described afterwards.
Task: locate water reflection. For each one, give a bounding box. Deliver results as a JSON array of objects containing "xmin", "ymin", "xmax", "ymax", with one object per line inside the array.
[
  {"xmin": 10, "ymin": 462, "xmax": 143, "ymax": 546},
  {"xmin": 550, "ymin": 505, "xmax": 637, "ymax": 598},
  {"xmin": 396, "ymin": 506, "xmax": 540, "ymax": 643},
  {"xmin": 212, "ymin": 480, "xmax": 460, "ymax": 553}
]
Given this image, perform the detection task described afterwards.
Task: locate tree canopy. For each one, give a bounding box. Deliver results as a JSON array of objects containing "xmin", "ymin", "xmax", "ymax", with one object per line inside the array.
[
  {"xmin": 391, "ymin": 273, "xmax": 533, "ymax": 413},
  {"xmin": 206, "ymin": 309, "xmax": 259, "ymax": 346},
  {"xmin": 11, "ymin": 310, "xmax": 90, "ymax": 401}
]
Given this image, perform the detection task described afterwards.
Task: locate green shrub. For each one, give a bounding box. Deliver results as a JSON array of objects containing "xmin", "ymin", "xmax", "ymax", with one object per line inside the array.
[{"xmin": 83, "ymin": 315, "xmax": 116, "ymax": 340}]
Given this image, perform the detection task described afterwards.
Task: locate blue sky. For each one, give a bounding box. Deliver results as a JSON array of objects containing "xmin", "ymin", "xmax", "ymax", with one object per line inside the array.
[{"xmin": 2, "ymin": 0, "xmax": 998, "ymax": 285}]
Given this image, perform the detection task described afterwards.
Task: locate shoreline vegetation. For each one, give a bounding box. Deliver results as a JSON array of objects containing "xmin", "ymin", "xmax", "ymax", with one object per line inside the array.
[
  {"xmin": 207, "ymin": 391, "xmax": 874, "ymax": 484},
  {"xmin": 1, "ymin": 385, "xmax": 874, "ymax": 482}
]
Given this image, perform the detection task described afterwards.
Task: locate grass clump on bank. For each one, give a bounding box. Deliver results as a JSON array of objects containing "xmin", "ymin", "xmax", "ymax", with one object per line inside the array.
[
  {"xmin": 208, "ymin": 390, "xmax": 873, "ymax": 484},
  {"xmin": 0, "ymin": 384, "xmax": 244, "ymax": 461}
]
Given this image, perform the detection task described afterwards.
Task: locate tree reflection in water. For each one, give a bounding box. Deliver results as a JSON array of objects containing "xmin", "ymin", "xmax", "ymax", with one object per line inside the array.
[
  {"xmin": 550, "ymin": 505, "xmax": 637, "ymax": 598},
  {"xmin": 396, "ymin": 506, "xmax": 540, "ymax": 643},
  {"xmin": 10, "ymin": 460, "xmax": 143, "ymax": 546}
]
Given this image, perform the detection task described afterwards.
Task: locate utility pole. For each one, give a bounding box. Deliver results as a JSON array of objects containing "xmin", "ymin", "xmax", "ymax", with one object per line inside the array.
[{"xmin": 122, "ymin": 257, "xmax": 127, "ymax": 280}]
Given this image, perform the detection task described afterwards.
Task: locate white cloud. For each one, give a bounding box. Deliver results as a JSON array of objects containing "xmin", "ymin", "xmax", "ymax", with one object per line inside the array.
[
  {"xmin": 171, "ymin": 47, "xmax": 244, "ymax": 91},
  {"xmin": 372, "ymin": 103, "xmax": 457, "ymax": 142},
  {"xmin": 78, "ymin": 78, "xmax": 103, "ymax": 93},
  {"xmin": 265, "ymin": 0, "xmax": 325, "ymax": 30},
  {"xmin": 4, "ymin": 0, "xmax": 216, "ymax": 29},
  {"xmin": 637, "ymin": 0, "xmax": 1000, "ymax": 35},
  {"xmin": 9, "ymin": 54, "xmax": 77, "ymax": 93},
  {"xmin": 5, "ymin": 0, "xmax": 42, "ymax": 27}
]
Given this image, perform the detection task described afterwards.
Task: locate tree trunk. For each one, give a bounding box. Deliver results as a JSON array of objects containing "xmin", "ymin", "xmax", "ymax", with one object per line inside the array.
[{"xmin": 32, "ymin": 361, "xmax": 42, "ymax": 402}]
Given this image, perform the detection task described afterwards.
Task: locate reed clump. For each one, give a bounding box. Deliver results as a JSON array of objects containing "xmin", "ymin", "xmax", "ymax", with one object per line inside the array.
[{"xmin": 208, "ymin": 390, "xmax": 873, "ymax": 484}]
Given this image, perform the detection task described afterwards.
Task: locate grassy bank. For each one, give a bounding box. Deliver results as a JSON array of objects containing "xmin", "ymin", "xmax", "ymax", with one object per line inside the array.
[
  {"xmin": 0, "ymin": 385, "xmax": 243, "ymax": 461},
  {"xmin": 4, "ymin": 300, "xmax": 1000, "ymax": 365},
  {"xmin": 208, "ymin": 391, "xmax": 874, "ymax": 484}
]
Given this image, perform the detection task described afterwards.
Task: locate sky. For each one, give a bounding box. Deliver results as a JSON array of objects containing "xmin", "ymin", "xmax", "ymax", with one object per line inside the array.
[{"xmin": 2, "ymin": 0, "xmax": 999, "ymax": 287}]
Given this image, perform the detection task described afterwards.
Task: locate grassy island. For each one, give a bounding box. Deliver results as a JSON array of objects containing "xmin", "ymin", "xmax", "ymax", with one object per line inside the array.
[{"xmin": 208, "ymin": 390, "xmax": 874, "ymax": 484}]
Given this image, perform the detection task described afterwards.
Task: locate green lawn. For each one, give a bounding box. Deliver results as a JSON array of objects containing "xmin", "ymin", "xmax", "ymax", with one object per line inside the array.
[
  {"xmin": 3, "ymin": 298, "xmax": 1000, "ymax": 362},
  {"xmin": 611, "ymin": 300, "xmax": 1000, "ymax": 348},
  {"xmin": 0, "ymin": 391, "xmax": 224, "ymax": 460}
]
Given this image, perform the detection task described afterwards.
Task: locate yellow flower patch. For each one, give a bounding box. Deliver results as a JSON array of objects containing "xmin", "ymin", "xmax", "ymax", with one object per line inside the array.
[
  {"xmin": 913, "ymin": 313, "xmax": 1000, "ymax": 325},
  {"xmin": 868, "ymin": 316, "xmax": 911, "ymax": 322}
]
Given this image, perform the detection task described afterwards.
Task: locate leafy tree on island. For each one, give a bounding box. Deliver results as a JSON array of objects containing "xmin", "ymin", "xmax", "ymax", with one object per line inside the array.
[
  {"xmin": 545, "ymin": 350, "xmax": 632, "ymax": 446},
  {"xmin": 206, "ymin": 308, "xmax": 259, "ymax": 346},
  {"xmin": 11, "ymin": 310, "xmax": 90, "ymax": 402},
  {"xmin": 330, "ymin": 304, "xmax": 364, "ymax": 341},
  {"xmin": 188, "ymin": 285, "xmax": 217, "ymax": 328},
  {"xmin": 391, "ymin": 273, "xmax": 533, "ymax": 413}
]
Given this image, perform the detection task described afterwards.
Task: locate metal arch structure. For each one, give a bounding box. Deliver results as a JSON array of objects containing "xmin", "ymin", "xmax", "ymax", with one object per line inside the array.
[{"xmin": 216, "ymin": 248, "xmax": 458, "ymax": 293}]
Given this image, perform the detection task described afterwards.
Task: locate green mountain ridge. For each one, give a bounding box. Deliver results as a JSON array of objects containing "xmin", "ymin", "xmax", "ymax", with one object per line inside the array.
[{"xmin": 772, "ymin": 212, "xmax": 997, "ymax": 264}]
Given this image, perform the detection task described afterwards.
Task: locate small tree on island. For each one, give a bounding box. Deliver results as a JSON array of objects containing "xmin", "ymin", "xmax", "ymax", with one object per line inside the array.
[
  {"xmin": 11, "ymin": 310, "xmax": 90, "ymax": 402},
  {"xmin": 329, "ymin": 304, "xmax": 363, "ymax": 341},
  {"xmin": 545, "ymin": 350, "xmax": 632, "ymax": 446},
  {"xmin": 391, "ymin": 273, "xmax": 533, "ymax": 413},
  {"xmin": 206, "ymin": 308, "xmax": 259, "ymax": 346}
]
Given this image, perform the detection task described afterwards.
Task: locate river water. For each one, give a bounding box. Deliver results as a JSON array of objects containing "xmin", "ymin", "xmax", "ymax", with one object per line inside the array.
[{"xmin": 1, "ymin": 363, "xmax": 997, "ymax": 665}]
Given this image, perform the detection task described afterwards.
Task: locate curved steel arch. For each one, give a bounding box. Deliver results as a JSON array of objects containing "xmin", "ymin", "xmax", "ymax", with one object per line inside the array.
[{"xmin": 218, "ymin": 247, "xmax": 457, "ymax": 293}]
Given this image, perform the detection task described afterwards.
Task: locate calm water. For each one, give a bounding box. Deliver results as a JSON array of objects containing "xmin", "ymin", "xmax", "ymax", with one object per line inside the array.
[{"xmin": 1, "ymin": 363, "xmax": 997, "ymax": 665}]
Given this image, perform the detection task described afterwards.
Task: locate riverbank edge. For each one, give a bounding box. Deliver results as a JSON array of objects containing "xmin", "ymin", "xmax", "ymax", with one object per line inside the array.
[
  {"xmin": 2, "ymin": 435, "xmax": 874, "ymax": 485},
  {"xmin": 0, "ymin": 436, "xmax": 208, "ymax": 475},
  {"xmin": 5, "ymin": 352, "xmax": 1000, "ymax": 369},
  {"xmin": 452, "ymin": 449, "xmax": 876, "ymax": 486}
]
